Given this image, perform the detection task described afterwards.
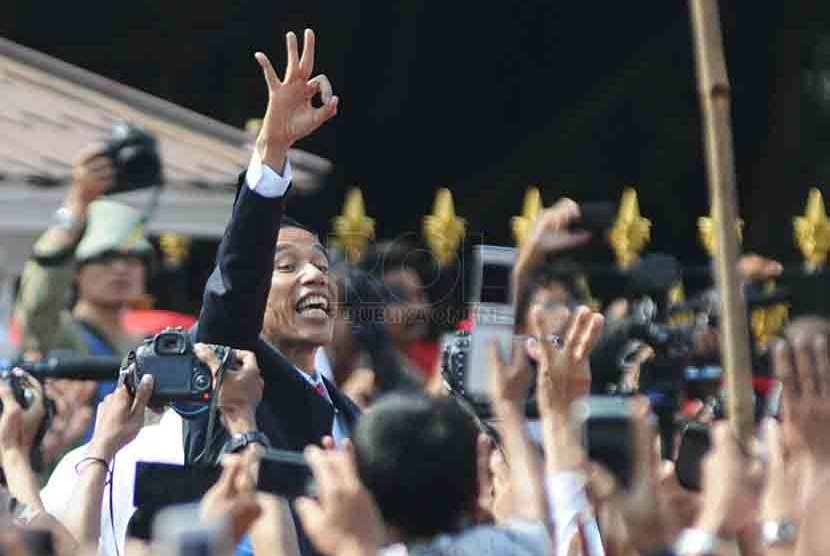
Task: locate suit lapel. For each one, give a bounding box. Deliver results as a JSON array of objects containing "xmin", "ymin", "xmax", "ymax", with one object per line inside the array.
[{"xmin": 255, "ymin": 339, "xmax": 334, "ymax": 450}]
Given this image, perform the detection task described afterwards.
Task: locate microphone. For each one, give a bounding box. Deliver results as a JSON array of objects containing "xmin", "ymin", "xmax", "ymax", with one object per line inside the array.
[{"xmin": 16, "ymin": 355, "xmax": 122, "ymax": 381}]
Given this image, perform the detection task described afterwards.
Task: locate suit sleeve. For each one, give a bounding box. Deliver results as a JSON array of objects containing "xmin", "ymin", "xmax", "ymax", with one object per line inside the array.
[{"xmin": 195, "ymin": 173, "xmax": 287, "ymax": 350}]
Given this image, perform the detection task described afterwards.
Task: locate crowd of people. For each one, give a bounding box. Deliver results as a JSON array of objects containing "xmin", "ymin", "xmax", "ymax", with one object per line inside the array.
[{"xmin": 0, "ymin": 27, "xmax": 828, "ymax": 556}]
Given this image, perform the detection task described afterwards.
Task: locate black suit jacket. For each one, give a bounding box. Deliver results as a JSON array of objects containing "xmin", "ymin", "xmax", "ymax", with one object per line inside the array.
[{"xmin": 183, "ymin": 173, "xmax": 361, "ymax": 463}]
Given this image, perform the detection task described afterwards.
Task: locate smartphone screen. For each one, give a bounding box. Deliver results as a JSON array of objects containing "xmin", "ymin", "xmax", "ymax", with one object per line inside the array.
[
  {"xmin": 134, "ymin": 462, "xmax": 220, "ymax": 508},
  {"xmin": 675, "ymin": 422, "xmax": 711, "ymax": 491},
  {"xmin": 480, "ymin": 263, "xmax": 512, "ymax": 304},
  {"xmin": 470, "ymin": 245, "xmax": 516, "ymax": 304},
  {"xmin": 467, "ymin": 304, "xmax": 514, "ymax": 397},
  {"xmin": 572, "ymin": 396, "xmax": 633, "ymax": 489},
  {"xmin": 258, "ymin": 449, "xmax": 315, "ymax": 499}
]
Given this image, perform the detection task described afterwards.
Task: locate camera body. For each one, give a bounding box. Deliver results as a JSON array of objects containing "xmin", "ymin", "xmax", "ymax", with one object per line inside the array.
[
  {"xmin": 0, "ymin": 370, "xmax": 35, "ymax": 413},
  {"xmin": 123, "ymin": 328, "xmax": 212, "ymax": 405},
  {"xmin": 103, "ymin": 122, "xmax": 162, "ymax": 193}
]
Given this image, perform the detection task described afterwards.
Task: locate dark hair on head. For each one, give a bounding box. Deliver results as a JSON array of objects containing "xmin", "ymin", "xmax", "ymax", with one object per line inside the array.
[
  {"xmin": 279, "ymin": 215, "xmax": 316, "ymax": 234},
  {"xmin": 514, "ymin": 256, "xmax": 585, "ymax": 331},
  {"xmin": 352, "ymin": 393, "xmax": 479, "ymax": 539},
  {"xmin": 358, "ymin": 240, "xmax": 433, "ymax": 284}
]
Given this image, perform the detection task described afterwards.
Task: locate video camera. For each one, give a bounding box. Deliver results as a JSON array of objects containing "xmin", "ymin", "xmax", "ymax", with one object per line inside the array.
[{"xmin": 121, "ymin": 328, "xmax": 213, "ymax": 406}]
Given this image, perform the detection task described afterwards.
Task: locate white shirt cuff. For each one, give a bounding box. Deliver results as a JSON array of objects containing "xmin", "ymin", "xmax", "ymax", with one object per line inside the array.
[
  {"xmin": 245, "ymin": 149, "xmax": 292, "ymax": 197},
  {"xmin": 547, "ymin": 471, "xmax": 605, "ymax": 556}
]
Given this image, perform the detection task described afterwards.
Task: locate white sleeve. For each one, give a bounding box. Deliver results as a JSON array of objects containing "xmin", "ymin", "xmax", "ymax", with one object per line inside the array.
[
  {"xmin": 245, "ymin": 150, "xmax": 293, "ymax": 197},
  {"xmin": 546, "ymin": 471, "xmax": 605, "ymax": 556},
  {"xmin": 40, "ymin": 444, "xmax": 87, "ymax": 520}
]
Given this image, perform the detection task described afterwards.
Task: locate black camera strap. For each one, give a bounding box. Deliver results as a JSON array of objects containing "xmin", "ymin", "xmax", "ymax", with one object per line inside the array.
[{"xmin": 192, "ymin": 345, "xmax": 232, "ymax": 465}]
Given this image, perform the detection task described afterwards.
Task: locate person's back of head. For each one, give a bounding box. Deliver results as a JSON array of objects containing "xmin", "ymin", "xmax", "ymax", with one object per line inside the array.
[{"xmin": 352, "ymin": 393, "xmax": 479, "ymax": 540}]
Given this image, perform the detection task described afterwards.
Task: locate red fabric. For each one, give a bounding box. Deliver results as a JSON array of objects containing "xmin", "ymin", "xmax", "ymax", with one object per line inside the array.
[
  {"xmin": 314, "ymin": 382, "xmax": 328, "ymax": 398},
  {"xmin": 752, "ymin": 375, "xmax": 776, "ymax": 397},
  {"xmin": 405, "ymin": 340, "xmax": 440, "ymax": 378},
  {"xmin": 122, "ymin": 309, "xmax": 197, "ymax": 337}
]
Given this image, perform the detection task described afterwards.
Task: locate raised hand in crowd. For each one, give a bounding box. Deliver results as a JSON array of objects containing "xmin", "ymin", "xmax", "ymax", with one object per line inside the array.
[
  {"xmin": 295, "ymin": 445, "xmax": 384, "ymax": 556},
  {"xmin": 0, "ymin": 369, "xmax": 48, "ymax": 513},
  {"xmin": 253, "ymin": 28, "xmax": 339, "ymax": 172},
  {"xmin": 772, "ymin": 322, "xmax": 830, "ymax": 555},
  {"xmin": 513, "ymin": 198, "xmax": 591, "ymax": 301},
  {"xmin": 66, "ymin": 146, "xmax": 114, "ymax": 215},
  {"xmin": 0, "ymin": 370, "xmax": 79, "ymax": 556},
  {"xmin": 612, "ymin": 398, "xmax": 673, "ymax": 554},
  {"xmin": 199, "ymin": 448, "xmax": 262, "ymax": 546},
  {"xmin": 488, "ymin": 337, "xmax": 548, "ymax": 526},
  {"xmin": 531, "ymin": 303, "xmax": 603, "ymax": 472},
  {"xmin": 63, "ymin": 374, "xmax": 153, "ymax": 546},
  {"xmin": 530, "ymin": 303, "xmax": 607, "ymax": 556},
  {"xmin": 694, "ymin": 422, "xmax": 763, "ymax": 549},
  {"xmin": 194, "ymin": 344, "xmax": 264, "ymax": 436}
]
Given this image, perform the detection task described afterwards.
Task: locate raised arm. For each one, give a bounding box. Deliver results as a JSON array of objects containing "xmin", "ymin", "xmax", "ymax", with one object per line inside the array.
[
  {"xmin": 196, "ymin": 28, "xmax": 338, "ymax": 350},
  {"xmin": 15, "ymin": 148, "xmax": 114, "ymax": 356}
]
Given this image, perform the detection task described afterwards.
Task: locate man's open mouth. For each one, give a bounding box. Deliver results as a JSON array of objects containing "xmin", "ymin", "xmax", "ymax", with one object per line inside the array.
[{"xmin": 295, "ymin": 294, "xmax": 331, "ymax": 319}]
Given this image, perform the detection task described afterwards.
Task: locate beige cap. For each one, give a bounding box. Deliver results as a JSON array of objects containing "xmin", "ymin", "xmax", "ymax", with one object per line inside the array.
[{"xmin": 75, "ymin": 199, "xmax": 153, "ymax": 262}]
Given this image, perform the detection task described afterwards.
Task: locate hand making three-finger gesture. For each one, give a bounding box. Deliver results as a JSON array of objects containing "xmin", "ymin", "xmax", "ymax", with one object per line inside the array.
[{"xmin": 253, "ymin": 29, "xmax": 339, "ymax": 172}]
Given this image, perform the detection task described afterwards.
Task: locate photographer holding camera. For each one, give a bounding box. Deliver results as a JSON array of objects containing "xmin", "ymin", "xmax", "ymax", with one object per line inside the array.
[
  {"xmin": 14, "ymin": 144, "xmax": 154, "ymax": 458},
  {"xmin": 39, "ymin": 340, "xmax": 266, "ymax": 555},
  {"xmin": 0, "ymin": 368, "xmax": 81, "ymax": 555}
]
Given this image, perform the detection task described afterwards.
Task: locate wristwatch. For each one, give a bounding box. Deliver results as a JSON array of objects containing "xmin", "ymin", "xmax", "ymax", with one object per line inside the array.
[
  {"xmin": 761, "ymin": 518, "xmax": 798, "ymax": 548},
  {"xmin": 675, "ymin": 528, "xmax": 720, "ymax": 556},
  {"xmin": 53, "ymin": 206, "xmax": 84, "ymax": 234},
  {"xmin": 227, "ymin": 431, "xmax": 271, "ymax": 454}
]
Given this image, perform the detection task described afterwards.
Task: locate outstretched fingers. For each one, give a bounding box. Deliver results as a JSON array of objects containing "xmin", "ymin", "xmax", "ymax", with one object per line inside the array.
[
  {"xmin": 254, "ymin": 52, "xmax": 282, "ymax": 89},
  {"xmin": 574, "ymin": 313, "xmax": 604, "ymax": 363},
  {"xmin": 299, "ymin": 28, "xmax": 316, "ymax": 78},
  {"xmin": 285, "ymin": 31, "xmax": 300, "ymax": 79}
]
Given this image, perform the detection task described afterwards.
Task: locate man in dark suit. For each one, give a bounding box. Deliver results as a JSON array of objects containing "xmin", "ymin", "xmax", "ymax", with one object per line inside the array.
[{"xmin": 183, "ymin": 28, "xmax": 356, "ymax": 465}]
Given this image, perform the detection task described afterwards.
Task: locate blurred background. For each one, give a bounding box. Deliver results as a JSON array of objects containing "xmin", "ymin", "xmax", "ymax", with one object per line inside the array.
[{"xmin": 1, "ymin": 1, "xmax": 829, "ymax": 315}]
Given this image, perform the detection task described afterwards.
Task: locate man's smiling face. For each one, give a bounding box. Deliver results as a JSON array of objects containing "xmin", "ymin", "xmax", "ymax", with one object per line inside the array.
[{"xmin": 264, "ymin": 226, "xmax": 336, "ymax": 346}]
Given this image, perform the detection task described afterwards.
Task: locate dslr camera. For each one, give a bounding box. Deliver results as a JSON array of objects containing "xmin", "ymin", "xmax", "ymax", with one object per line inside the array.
[
  {"xmin": 122, "ymin": 328, "xmax": 213, "ymax": 406},
  {"xmin": 0, "ymin": 369, "xmax": 53, "ymax": 476},
  {"xmin": 0, "ymin": 369, "xmax": 36, "ymax": 413},
  {"xmin": 103, "ymin": 122, "xmax": 163, "ymax": 193}
]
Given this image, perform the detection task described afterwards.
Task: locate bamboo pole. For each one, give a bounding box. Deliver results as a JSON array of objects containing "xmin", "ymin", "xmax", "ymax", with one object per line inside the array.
[{"xmin": 688, "ymin": 0, "xmax": 755, "ymax": 445}]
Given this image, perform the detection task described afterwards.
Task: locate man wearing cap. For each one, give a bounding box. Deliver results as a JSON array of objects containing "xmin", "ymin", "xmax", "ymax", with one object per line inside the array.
[{"xmin": 14, "ymin": 147, "xmax": 153, "ymax": 448}]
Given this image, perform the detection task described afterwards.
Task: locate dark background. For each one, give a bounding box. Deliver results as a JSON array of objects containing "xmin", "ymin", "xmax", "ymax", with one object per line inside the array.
[{"xmin": 3, "ymin": 1, "xmax": 830, "ymax": 269}]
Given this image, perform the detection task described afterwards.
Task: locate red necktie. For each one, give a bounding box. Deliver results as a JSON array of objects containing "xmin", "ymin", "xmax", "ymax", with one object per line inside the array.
[{"xmin": 314, "ymin": 382, "xmax": 328, "ymax": 399}]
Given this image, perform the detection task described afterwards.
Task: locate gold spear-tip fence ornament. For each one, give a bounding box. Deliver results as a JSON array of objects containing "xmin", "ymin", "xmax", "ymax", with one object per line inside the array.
[
  {"xmin": 511, "ymin": 187, "xmax": 543, "ymax": 246},
  {"xmin": 159, "ymin": 233, "xmax": 191, "ymax": 266},
  {"xmin": 794, "ymin": 188, "xmax": 830, "ymax": 272},
  {"xmin": 332, "ymin": 188, "xmax": 375, "ymax": 264},
  {"xmin": 423, "ymin": 188, "xmax": 466, "ymax": 267},
  {"xmin": 697, "ymin": 212, "xmax": 743, "ymax": 258},
  {"xmin": 608, "ymin": 188, "xmax": 651, "ymax": 270}
]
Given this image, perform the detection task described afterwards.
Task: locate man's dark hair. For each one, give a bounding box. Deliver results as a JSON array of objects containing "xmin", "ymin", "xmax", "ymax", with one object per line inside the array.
[
  {"xmin": 352, "ymin": 393, "xmax": 479, "ymax": 539},
  {"xmin": 279, "ymin": 215, "xmax": 316, "ymax": 234},
  {"xmin": 514, "ymin": 256, "xmax": 585, "ymax": 330}
]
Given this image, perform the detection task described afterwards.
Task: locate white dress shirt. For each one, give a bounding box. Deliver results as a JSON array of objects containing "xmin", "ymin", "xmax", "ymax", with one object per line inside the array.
[
  {"xmin": 313, "ymin": 346, "xmax": 335, "ymax": 382},
  {"xmin": 245, "ymin": 150, "xmax": 293, "ymax": 196}
]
